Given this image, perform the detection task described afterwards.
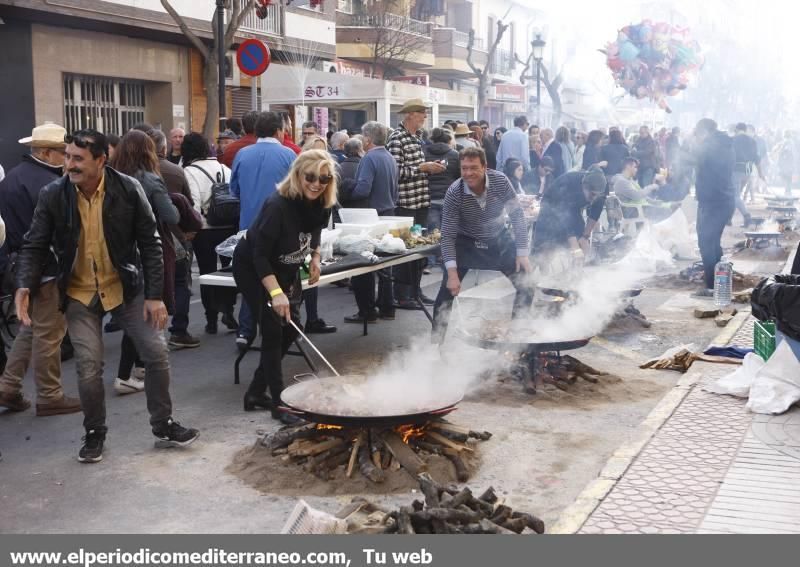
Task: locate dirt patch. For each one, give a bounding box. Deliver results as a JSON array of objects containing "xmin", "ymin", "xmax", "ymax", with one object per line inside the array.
[
  {"xmin": 732, "ymin": 247, "xmax": 789, "ymax": 262},
  {"xmin": 226, "ymin": 441, "xmax": 481, "ymax": 497}
]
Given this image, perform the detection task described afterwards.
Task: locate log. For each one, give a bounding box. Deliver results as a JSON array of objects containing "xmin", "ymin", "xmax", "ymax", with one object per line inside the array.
[
  {"xmin": 429, "ymin": 423, "xmax": 470, "ymax": 443},
  {"xmin": 305, "ymin": 442, "xmax": 349, "ymax": 472},
  {"xmin": 358, "ymin": 439, "xmax": 385, "ymax": 483},
  {"xmin": 410, "ymin": 508, "xmax": 481, "ymax": 524},
  {"xmin": 313, "ymin": 450, "xmax": 351, "ymax": 479},
  {"xmin": 444, "ymin": 487, "xmax": 473, "ymax": 509},
  {"xmin": 490, "ymin": 505, "xmax": 513, "ymax": 524},
  {"xmin": 346, "ymin": 433, "xmax": 365, "ymax": 479},
  {"xmin": 412, "ymin": 440, "xmax": 444, "ymax": 455},
  {"xmin": 478, "ymin": 487, "xmax": 498, "ymax": 504},
  {"xmin": 439, "ymin": 492, "xmax": 453, "ymax": 507},
  {"xmin": 383, "ymin": 431, "xmax": 427, "ymax": 476},
  {"xmin": 294, "ymin": 438, "xmax": 344, "ymax": 458},
  {"xmin": 397, "ymin": 507, "xmax": 415, "ymax": 535},
  {"xmin": 511, "ymin": 512, "xmax": 545, "ymax": 534},
  {"xmin": 430, "ymin": 519, "xmax": 450, "ymax": 534},
  {"xmin": 442, "ymin": 448, "xmax": 469, "ymax": 482},
  {"xmin": 463, "ymin": 496, "xmax": 494, "ymax": 516},
  {"xmin": 501, "ymin": 517, "xmax": 528, "ymax": 534},
  {"xmin": 417, "ymin": 473, "xmax": 441, "ymax": 507},
  {"xmin": 479, "ymin": 519, "xmax": 516, "ymax": 535},
  {"xmin": 262, "ymin": 424, "xmax": 315, "ymax": 450},
  {"xmin": 381, "ymin": 447, "xmax": 392, "ymax": 470},
  {"xmin": 427, "ymin": 431, "xmax": 474, "ymax": 452}
]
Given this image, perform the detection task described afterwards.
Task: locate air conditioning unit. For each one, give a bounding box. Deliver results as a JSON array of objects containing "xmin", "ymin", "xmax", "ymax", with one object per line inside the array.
[{"xmin": 323, "ymin": 61, "xmax": 338, "ymax": 73}]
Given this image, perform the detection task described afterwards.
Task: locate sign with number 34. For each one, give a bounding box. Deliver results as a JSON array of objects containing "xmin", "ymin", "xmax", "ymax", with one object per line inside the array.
[{"xmin": 304, "ymin": 85, "xmax": 342, "ymax": 99}]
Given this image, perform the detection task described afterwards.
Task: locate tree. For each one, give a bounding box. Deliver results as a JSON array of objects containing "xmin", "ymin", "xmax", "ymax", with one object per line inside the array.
[
  {"xmin": 367, "ymin": 1, "xmax": 433, "ymax": 79},
  {"xmin": 466, "ymin": 20, "xmax": 509, "ymax": 116},
  {"xmin": 516, "ymin": 48, "xmax": 565, "ymax": 126},
  {"xmin": 161, "ymin": 0, "xmax": 256, "ymax": 140}
]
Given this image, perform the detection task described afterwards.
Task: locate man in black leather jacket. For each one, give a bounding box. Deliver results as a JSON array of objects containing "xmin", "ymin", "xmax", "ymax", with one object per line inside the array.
[{"xmin": 15, "ymin": 129, "xmax": 199, "ymax": 463}]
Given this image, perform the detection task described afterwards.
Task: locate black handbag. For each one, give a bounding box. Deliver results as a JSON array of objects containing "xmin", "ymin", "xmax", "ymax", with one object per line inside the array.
[{"xmin": 187, "ymin": 163, "xmax": 240, "ymax": 227}]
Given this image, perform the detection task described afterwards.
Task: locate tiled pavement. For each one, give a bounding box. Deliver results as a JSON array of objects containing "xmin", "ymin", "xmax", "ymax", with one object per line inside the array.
[{"xmin": 575, "ymin": 314, "xmax": 800, "ymax": 534}]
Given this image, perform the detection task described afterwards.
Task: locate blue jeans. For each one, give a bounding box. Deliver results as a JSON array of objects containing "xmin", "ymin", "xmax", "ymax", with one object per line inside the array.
[
  {"xmin": 238, "ymin": 300, "xmax": 255, "ymax": 340},
  {"xmin": 697, "ymin": 200, "xmax": 735, "ymax": 289}
]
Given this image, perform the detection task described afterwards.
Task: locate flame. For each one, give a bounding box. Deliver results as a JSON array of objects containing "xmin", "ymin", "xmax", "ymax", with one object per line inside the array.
[
  {"xmin": 396, "ymin": 424, "xmax": 428, "ymax": 444},
  {"xmin": 315, "ymin": 424, "xmax": 343, "ymax": 431}
]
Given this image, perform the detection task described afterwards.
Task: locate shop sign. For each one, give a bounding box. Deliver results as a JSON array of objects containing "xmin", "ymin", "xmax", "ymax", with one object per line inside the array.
[
  {"xmin": 335, "ymin": 59, "xmax": 372, "ymax": 77},
  {"xmin": 304, "ymin": 84, "xmax": 345, "ymax": 100},
  {"xmin": 392, "ymin": 75, "xmax": 429, "ymax": 87},
  {"xmin": 492, "ymin": 84, "xmax": 526, "ymax": 103}
]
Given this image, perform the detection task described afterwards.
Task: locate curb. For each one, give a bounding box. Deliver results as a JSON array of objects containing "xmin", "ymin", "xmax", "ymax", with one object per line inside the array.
[{"xmin": 549, "ymin": 309, "xmax": 751, "ymax": 534}]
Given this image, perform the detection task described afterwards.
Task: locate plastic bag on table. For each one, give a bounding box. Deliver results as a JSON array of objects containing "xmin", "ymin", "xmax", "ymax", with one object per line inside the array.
[
  {"xmin": 375, "ymin": 233, "xmax": 407, "ymax": 255},
  {"xmin": 705, "ymin": 352, "xmax": 765, "ymax": 398},
  {"xmin": 320, "ymin": 228, "xmax": 341, "ymax": 262},
  {"xmin": 335, "ymin": 234, "xmax": 377, "ymax": 255},
  {"xmin": 746, "ymin": 340, "xmax": 800, "ymax": 414},
  {"xmin": 215, "ymin": 230, "xmax": 247, "ymax": 258}
]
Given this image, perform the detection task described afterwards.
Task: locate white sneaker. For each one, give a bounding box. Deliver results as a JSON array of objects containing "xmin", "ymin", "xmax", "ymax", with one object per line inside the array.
[
  {"xmin": 114, "ymin": 377, "xmax": 145, "ymax": 395},
  {"xmin": 132, "ymin": 367, "xmax": 146, "ymax": 380}
]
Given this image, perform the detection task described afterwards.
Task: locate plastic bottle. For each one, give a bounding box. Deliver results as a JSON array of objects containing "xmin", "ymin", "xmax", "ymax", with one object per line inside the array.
[{"xmin": 713, "ymin": 256, "xmax": 733, "ymax": 307}]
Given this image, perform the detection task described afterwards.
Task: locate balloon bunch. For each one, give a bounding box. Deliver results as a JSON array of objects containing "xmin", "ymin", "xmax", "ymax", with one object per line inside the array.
[{"xmin": 602, "ymin": 20, "xmax": 703, "ymax": 113}]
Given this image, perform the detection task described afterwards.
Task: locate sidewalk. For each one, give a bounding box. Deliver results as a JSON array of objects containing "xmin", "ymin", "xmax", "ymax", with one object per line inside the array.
[{"xmin": 553, "ymin": 313, "xmax": 800, "ymax": 534}]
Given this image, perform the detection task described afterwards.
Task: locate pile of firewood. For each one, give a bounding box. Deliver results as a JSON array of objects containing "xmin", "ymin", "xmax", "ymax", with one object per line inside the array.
[
  {"xmin": 509, "ymin": 353, "xmax": 609, "ymax": 394},
  {"xmin": 378, "ymin": 473, "xmax": 545, "ymax": 534},
  {"xmin": 608, "ymin": 303, "xmax": 651, "ymax": 329},
  {"xmin": 261, "ymin": 420, "xmax": 491, "ymax": 482}
]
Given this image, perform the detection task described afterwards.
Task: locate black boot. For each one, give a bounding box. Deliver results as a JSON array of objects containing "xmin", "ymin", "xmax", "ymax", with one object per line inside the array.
[{"xmin": 243, "ymin": 392, "xmax": 272, "ymax": 412}]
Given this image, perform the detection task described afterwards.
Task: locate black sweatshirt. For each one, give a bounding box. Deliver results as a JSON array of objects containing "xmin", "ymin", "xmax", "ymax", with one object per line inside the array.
[{"xmin": 236, "ymin": 193, "xmax": 330, "ymax": 291}]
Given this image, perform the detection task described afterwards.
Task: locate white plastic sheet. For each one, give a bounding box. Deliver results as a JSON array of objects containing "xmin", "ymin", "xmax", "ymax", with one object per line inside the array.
[
  {"xmin": 616, "ymin": 224, "xmax": 675, "ymax": 272},
  {"xmin": 651, "ymin": 209, "xmax": 697, "ymax": 260},
  {"xmin": 374, "ymin": 233, "xmax": 407, "ymax": 254},
  {"xmin": 746, "ymin": 341, "xmax": 800, "ymax": 414},
  {"xmin": 705, "ymin": 352, "xmax": 766, "ymax": 398}
]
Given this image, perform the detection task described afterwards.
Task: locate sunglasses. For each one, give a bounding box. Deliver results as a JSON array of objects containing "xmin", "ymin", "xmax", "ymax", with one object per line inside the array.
[
  {"xmin": 64, "ymin": 133, "xmax": 105, "ymax": 155},
  {"xmin": 304, "ymin": 172, "xmax": 333, "ymax": 185}
]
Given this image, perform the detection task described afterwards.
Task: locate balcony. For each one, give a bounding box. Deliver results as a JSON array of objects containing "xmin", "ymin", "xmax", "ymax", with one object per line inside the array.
[
  {"xmin": 431, "ymin": 28, "xmax": 487, "ymax": 79},
  {"xmin": 335, "ymin": 11, "xmax": 435, "ymax": 68},
  {"xmin": 236, "ymin": 4, "xmax": 283, "ymax": 37},
  {"xmin": 490, "ymin": 48, "xmax": 516, "ymax": 80}
]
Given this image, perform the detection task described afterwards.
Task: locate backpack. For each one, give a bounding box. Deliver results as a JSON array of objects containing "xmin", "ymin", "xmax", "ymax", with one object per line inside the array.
[{"xmin": 187, "ymin": 163, "xmax": 239, "ymax": 227}]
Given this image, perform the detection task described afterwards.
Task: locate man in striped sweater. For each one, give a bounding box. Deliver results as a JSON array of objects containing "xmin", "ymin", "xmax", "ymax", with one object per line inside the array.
[{"xmin": 432, "ymin": 147, "xmax": 533, "ymax": 343}]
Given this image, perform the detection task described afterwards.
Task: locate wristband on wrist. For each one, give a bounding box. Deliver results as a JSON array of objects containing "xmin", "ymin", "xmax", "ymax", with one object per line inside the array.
[{"xmin": 269, "ymin": 287, "xmax": 284, "ymax": 298}]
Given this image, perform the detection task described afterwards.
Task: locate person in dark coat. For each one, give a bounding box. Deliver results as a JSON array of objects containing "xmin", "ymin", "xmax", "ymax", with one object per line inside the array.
[
  {"xmin": 541, "ymin": 128, "xmax": 565, "ymax": 179},
  {"xmin": 685, "ymin": 119, "xmax": 736, "ymax": 294},
  {"xmin": 0, "ymin": 123, "xmax": 81, "ymax": 417},
  {"xmin": 582, "ymin": 130, "xmax": 606, "ymax": 171},
  {"xmin": 423, "ymin": 127, "xmax": 461, "ymax": 233},
  {"xmin": 632, "ymin": 125, "xmax": 659, "ymax": 187},
  {"xmin": 337, "ymin": 138, "xmax": 365, "ymax": 209},
  {"xmin": 600, "ymin": 129, "xmax": 631, "ymax": 178}
]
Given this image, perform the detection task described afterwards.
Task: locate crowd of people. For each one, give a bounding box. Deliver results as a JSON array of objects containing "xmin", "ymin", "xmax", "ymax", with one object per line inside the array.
[{"xmin": 0, "ymin": 94, "xmax": 794, "ymax": 462}]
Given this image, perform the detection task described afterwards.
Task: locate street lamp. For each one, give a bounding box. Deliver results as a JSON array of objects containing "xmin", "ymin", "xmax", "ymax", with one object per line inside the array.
[
  {"xmin": 532, "ymin": 33, "xmax": 546, "ymax": 124},
  {"xmin": 216, "ymin": 0, "xmax": 227, "ymax": 132}
]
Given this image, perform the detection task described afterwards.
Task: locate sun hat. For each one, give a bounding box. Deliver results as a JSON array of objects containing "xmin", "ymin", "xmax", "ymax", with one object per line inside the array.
[
  {"xmin": 398, "ymin": 98, "xmax": 429, "ymax": 114},
  {"xmin": 18, "ymin": 122, "xmax": 67, "ymax": 149}
]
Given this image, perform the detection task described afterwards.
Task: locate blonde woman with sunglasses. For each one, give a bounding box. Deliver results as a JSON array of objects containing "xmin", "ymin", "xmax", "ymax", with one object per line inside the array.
[{"xmin": 232, "ymin": 150, "xmax": 337, "ymax": 424}]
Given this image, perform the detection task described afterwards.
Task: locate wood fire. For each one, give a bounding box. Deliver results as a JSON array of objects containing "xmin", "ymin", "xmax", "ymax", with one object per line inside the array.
[{"xmin": 261, "ymin": 419, "xmax": 491, "ymax": 483}]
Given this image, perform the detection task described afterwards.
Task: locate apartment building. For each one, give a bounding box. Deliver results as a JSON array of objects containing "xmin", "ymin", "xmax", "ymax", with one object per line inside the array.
[{"xmin": 0, "ymin": 0, "xmax": 336, "ymax": 167}]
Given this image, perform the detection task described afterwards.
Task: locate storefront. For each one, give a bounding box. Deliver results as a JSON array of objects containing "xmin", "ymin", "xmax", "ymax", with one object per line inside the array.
[{"xmin": 261, "ymin": 64, "xmax": 476, "ymax": 138}]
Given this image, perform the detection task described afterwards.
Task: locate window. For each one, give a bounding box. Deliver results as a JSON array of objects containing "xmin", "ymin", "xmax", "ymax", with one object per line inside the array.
[
  {"xmin": 337, "ymin": 0, "xmax": 353, "ymax": 13},
  {"xmin": 63, "ymin": 74, "xmax": 146, "ymax": 136}
]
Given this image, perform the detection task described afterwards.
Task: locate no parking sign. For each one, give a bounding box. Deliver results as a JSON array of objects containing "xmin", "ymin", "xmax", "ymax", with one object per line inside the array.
[{"xmin": 236, "ymin": 39, "xmax": 271, "ymax": 77}]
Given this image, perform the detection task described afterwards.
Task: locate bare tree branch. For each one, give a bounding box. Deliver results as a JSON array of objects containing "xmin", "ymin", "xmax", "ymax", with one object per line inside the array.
[
  {"xmin": 467, "ymin": 20, "xmax": 508, "ymax": 114},
  {"xmin": 515, "ymin": 51, "xmax": 533, "ymax": 85},
  {"xmin": 225, "ymin": 0, "xmax": 257, "ymax": 48},
  {"xmin": 160, "ymin": 0, "xmax": 209, "ymax": 58},
  {"xmin": 369, "ymin": 3, "xmax": 431, "ymax": 79}
]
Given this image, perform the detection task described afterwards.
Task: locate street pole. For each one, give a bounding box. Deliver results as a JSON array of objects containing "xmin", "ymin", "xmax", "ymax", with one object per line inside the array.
[
  {"xmin": 251, "ymin": 73, "xmax": 258, "ymax": 111},
  {"xmin": 536, "ymin": 59, "xmax": 541, "ymax": 126},
  {"xmin": 216, "ymin": 0, "xmax": 226, "ymax": 132}
]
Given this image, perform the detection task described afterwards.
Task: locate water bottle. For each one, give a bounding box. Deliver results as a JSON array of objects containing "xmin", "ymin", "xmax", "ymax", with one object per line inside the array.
[{"xmin": 713, "ymin": 256, "xmax": 733, "ymax": 307}]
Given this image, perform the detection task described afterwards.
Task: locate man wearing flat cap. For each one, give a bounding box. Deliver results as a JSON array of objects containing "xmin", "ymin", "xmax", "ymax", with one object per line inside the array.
[
  {"xmin": 0, "ymin": 122, "xmax": 81, "ymax": 417},
  {"xmin": 531, "ymin": 167, "xmax": 608, "ymax": 266},
  {"xmin": 386, "ymin": 98, "xmax": 446, "ymax": 309}
]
